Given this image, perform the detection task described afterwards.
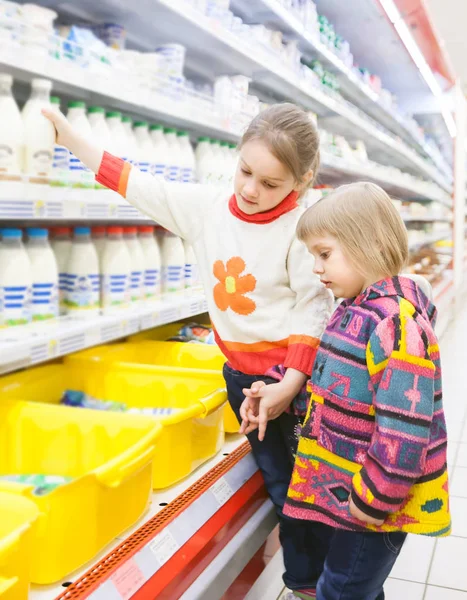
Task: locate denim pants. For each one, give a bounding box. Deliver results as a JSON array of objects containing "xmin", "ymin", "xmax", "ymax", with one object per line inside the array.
[
  {"xmin": 316, "ymin": 529, "xmax": 407, "ymax": 599},
  {"xmin": 223, "ymin": 363, "xmax": 332, "ymax": 590}
]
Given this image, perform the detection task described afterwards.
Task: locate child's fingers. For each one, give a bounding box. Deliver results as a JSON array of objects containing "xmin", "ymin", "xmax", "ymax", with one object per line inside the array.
[
  {"xmin": 239, "ymin": 400, "xmax": 249, "ymax": 422},
  {"xmin": 242, "ymin": 381, "xmax": 266, "ymax": 397},
  {"xmin": 257, "ymin": 404, "xmax": 269, "ymax": 442}
]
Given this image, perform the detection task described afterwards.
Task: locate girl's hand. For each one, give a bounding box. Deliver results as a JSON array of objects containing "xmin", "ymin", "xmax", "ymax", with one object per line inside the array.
[
  {"xmin": 349, "ymin": 497, "xmax": 385, "ymax": 526},
  {"xmin": 41, "ymin": 107, "xmax": 104, "ymax": 174},
  {"xmin": 239, "ymin": 395, "xmax": 260, "ymax": 435},
  {"xmin": 41, "ymin": 107, "xmax": 74, "ymax": 149},
  {"xmin": 242, "ymin": 381, "xmax": 293, "ymax": 441}
]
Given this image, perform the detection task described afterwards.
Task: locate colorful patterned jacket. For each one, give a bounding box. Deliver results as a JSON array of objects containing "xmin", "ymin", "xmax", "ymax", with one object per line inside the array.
[{"xmin": 284, "ymin": 276, "xmax": 451, "ymax": 537}]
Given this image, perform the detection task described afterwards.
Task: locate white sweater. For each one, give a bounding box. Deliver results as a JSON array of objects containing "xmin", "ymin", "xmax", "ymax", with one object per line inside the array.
[{"xmin": 97, "ymin": 153, "xmax": 333, "ymax": 375}]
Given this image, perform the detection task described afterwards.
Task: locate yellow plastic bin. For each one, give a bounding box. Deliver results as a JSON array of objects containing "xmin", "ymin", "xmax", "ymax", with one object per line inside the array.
[
  {"xmin": 0, "ymin": 397, "xmax": 160, "ymax": 584},
  {"xmin": 113, "ymin": 338, "xmax": 239, "ymax": 434},
  {"xmin": 0, "ymin": 361, "xmax": 226, "ymax": 491},
  {"xmin": 0, "ymin": 493, "xmax": 39, "ymax": 600}
]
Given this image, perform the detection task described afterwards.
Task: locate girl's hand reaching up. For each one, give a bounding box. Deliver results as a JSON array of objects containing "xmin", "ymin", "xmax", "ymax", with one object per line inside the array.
[{"xmin": 41, "ymin": 107, "xmax": 103, "ymax": 174}]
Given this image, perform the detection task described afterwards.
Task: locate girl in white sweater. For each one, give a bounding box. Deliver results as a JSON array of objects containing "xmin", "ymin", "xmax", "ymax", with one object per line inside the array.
[{"xmin": 43, "ymin": 103, "xmax": 333, "ymax": 598}]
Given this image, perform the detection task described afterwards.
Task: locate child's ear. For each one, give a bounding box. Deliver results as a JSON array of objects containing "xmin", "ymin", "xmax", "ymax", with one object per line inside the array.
[{"xmin": 294, "ymin": 169, "xmax": 314, "ymax": 192}]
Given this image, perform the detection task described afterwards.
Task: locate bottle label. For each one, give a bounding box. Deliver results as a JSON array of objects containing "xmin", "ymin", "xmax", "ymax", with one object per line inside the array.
[
  {"xmin": 181, "ymin": 167, "xmax": 193, "ymax": 184},
  {"xmin": 65, "ymin": 273, "xmax": 100, "ymax": 311},
  {"xmin": 52, "ymin": 145, "xmax": 69, "ymax": 180},
  {"xmin": 138, "ymin": 161, "xmax": 150, "ymax": 173},
  {"xmin": 152, "ymin": 162, "xmax": 166, "ymax": 178},
  {"xmin": 31, "ymin": 281, "xmax": 58, "ymax": 321},
  {"xmin": 184, "ymin": 263, "xmax": 199, "ymax": 288},
  {"xmin": 0, "ymin": 144, "xmax": 19, "ymax": 174},
  {"xmin": 162, "ymin": 265, "xmax": 184, "ymax": 293},
  {"xmin": 130, "ymin": 270, "xmax": 143, "ymax": 302},
  {"xmin": 144, "ymin": 268, "xmax": 160, "ymax": 298},
  {"xmin": 167, "ymin": 165, "xmax": 180, "ymax": 182},
  {"xmin": 69, "ymin": 151, "xmax": 94, "ymax": 187},
  {"xmin": 58, "ymin": 271, "xmax": 68, "ymax": 314},
  {"xmin": 0, "ymin": 284, "xmax": 31, "ymax": 326},
  {"xmin": 102, "ymin": 273, "xmax": 130, "ymax": 308},
  {"xmin": 30, "ymin": 149, "xmax": 53, "ymax": 177}
]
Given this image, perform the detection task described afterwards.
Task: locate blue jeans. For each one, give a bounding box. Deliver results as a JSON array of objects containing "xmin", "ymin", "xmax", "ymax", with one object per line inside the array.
[
  {"xmin": 317, "ymin": 529, "xmax": 407, "ymax": 599},
  {"xmin": 223, "ymin": 363, "xmax": 332, "ymax": 590}
]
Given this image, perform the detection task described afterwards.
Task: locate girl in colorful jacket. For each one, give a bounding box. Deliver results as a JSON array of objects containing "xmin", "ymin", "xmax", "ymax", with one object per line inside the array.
[{"xmin": 280, "ymin": 182, "xmax": 450, "ymax": 599}]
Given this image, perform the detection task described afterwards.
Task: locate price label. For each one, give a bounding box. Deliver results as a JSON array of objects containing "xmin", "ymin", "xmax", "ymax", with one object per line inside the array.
[
  {"xmin": 47, "ymin": 338, "xmax": 58, "ymax": 358},
  {"xmin": 111, "ymin": 558, "xmax": 145, "ymax": 600},
  {"xmin": 34, "ymin": 200, "xmax": 46, "ymax": 217},
  {"xmin": 149, "ymin": 529, "xmax": 180, "ymax": 567},
  {"xmin": 210, "ymin": 477, "xmax": 233, "ymax": 507}
]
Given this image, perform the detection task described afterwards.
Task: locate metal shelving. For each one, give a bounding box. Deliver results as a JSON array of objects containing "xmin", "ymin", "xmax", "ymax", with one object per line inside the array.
[{"xmin": 0, "ymin": 291, "xmax": 207, "ymax": 375}]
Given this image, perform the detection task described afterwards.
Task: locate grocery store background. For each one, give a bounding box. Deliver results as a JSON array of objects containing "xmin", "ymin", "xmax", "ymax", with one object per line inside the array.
[{"xmin": 0, "ymin": 0, "xmax": 467, "ymax": 599}]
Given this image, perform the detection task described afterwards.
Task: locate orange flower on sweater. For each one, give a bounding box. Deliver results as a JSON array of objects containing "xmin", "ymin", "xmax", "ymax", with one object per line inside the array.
[{"xmin": 213, "ymin": 257, "xmax": 256, "ymax": 315}]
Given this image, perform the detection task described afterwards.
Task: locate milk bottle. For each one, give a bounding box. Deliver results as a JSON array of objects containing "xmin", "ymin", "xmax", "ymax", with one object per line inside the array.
[
  {"xmin": 0, "ymin": 229, "xmax": 32, "ymax": 326},
  {"xmin": 91, "ymin": 226, "xmax": 107, "ymax": 265},
  {"xmin": 65, "ymin": 227, "xmax": 100, "ymax": 317},
  {"xmin": 164, "ymin": 127, "xmax": 181, "ymax": 182},
  {"xmin": 88, "ymin": 106, "xmax": 113, "ymax": 153},
  {"xmin": 138, "ymin": 225, "xmax": 161, "ymax": 299},
  {"xmin": 106, "ymin": 111, "xmax": 128, "ymax": 161},
  {"xmin": 133, "ymin": 121, "xmax": 154, "ymax": 173},
  {"xmin": 149, "ymin": 124, "xmax": 168, "ymax": 179},
  {"xmin": 26, "ymin": 228, "xmax": 58, "ymax": 321},
  {"xmin": 22, "ymin": 79, "xmax": 55, "ymax": 177},
  {"xmin": 51, "ymin": 226, "xmax": 72, "ymax": 315},
  {"xmin": 123, "ymin": 226, "xmax": 144, "ymax": 303},
  {"xmin": 195, "ymin": 136, "xmax": 212, "ymax": 184},
  {"xmin": 101, "ymin": 226, "xmax": 131, "ymax": 313},
  {"xmin": 122, "ymin": 116, "xmax": 139, "ymax": 165},
  {"xmin": 177, "ymin": 130, "xmax": 195, "ymax": 183},
  {"xmin": 160, "ymin": 230, "xmax": 185, "ymax": 293},
  {"xmin": 50, "ymin": 96, "xmax": 69, "ymax": 182},
  {"xmin": 66, "ymin": 101, "xmax": 94, "ymax": 187},
  {"xmin": 183, "ymin": 239, "xmax": 199, "ymax": 289},
  {"xmin": 0, "ymin": 73, "xmax": 24, "ymax": 176}
]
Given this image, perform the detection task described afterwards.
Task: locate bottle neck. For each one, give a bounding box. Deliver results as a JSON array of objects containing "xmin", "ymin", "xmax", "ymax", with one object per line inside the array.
[{"xmin": 2, "ymin": 238, "xmax": 21, "ymax": 248}]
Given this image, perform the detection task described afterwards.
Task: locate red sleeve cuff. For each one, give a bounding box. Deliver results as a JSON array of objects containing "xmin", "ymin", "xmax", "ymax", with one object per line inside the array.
[
  {"xmin": 284, "ymin": 343, "xmax": 318, "ymax": 375},
  {"xmin": 95, "ymin": 151, "xmax": 131, "ymax": 197}
]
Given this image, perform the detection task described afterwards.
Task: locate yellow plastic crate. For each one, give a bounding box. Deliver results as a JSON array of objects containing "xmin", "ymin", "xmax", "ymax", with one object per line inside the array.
[
  {"xmin": 0, "ymin": 396, "xmax": 160, "ymax": 584},
  {"xmin": 0, "ymin": 360, "xmax": 226, "ymax": 491},
  {"xmin": 0, "ymin": 493, "xmax": 39, "ymax": 600},
  {"xmin": 73, "ymin": 341, "xmax": 240, "ymax": 434}
]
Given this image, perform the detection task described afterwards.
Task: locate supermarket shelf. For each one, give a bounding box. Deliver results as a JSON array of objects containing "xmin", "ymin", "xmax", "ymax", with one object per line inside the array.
[
  {"xmin": 29, "ymin": 435, "xmax": 261, "ymax": 600},
  {"xmin": 0, "ymin": 48, "xmax": 241, "ymax": 144},
  {"xmin": 0, "ymin": 291, "xmax": 207, "ymax": 375},
  {"xmin": 403, "ymin": 216, "xmax": 452, "ymax": 224},
  {"xmin": 230, "ymin": 0, "xmax": 450, "ymax": 174},
  {"xmin": 0, "ymin": 181, "xmax": 152, "ymax": 222},
  {"xmin": 319, "ymin": 153, "xmax": 452, "ymax": 205},
  {"xmin": 433, "ymin": 276, "xmax": 455, "ymax": 338},
  {"xmin": 24, "ymin": 0, "xmax": 452, "ymax": 189},
  {"xmin": 30, "ymin": 438, "xmax": 275, "ymax": 600},
  {"xmin": 409, "ymin": 231, "xmax": 452, "ymax": 252}
]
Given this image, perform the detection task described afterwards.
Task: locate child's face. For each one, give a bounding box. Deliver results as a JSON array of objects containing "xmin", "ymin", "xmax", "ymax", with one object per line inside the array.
[
  {"xmin": 306, "ymin": 235, "xmax": 369, "ymax": 299},
  {"xmin": 234, "ymin": 139, "xmax": 299, "ymax": 214}
]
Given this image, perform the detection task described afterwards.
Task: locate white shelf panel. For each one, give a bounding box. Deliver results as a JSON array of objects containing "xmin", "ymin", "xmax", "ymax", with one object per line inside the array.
[
  {"xmin": 403, "ymin": 216, "xmax": 452, "ymax": 224},
  {"xmin": 0, "ymin": 182, "xmax": 150, "ymax": 221},
  {"xmin": 0, "ymin": 291, "xmax": 207, "ymax": 375},
  {"xmin": 409, "ymin": 231, "xmax": 452, "ymax": 252},
  {"xmin": 319, "ymin": 154, "xmax": 452, "ymax": 205},
  {"xmin": 2, "ymin": 0, "xmax": 451, "ymax": 190},
  {"xmin": 230, "ymin": 0, "xmax": 451, "ymax": 177}
]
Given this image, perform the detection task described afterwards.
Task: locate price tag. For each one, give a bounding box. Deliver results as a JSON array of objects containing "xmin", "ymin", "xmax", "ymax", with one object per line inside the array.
[
  {"xmin": 111, "ymin": 558, "xmax": 145, "ymax": 600},
  {"xmin": 33, "ymin": 200, "xmax": 46, "ymax": 217},
  {"xmin": 47, "ymin": 338, "xmax": 58, "ymax": 359},
  {"xmin": 210, "ymin": 477, "xmax": 233, "ymax": 507},
  {"xmin": 149, "ymin": 529, "xmax": 180, "ymax": 567}
]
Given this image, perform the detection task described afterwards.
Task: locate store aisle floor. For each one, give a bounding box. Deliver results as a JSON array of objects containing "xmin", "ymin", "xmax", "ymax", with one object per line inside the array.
[{"xmin": 273, "ymin": 305, "xmax": 467, "ymax": 599}]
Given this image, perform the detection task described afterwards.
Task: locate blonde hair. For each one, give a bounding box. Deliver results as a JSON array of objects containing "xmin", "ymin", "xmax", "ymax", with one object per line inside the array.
[
  {"xmin": 297, "ymin": 182, "xmax": 409, "ymax": 278},
  {"xmin": 239, "ymin": 103, "xmax": 320, "ymax": 193}
]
